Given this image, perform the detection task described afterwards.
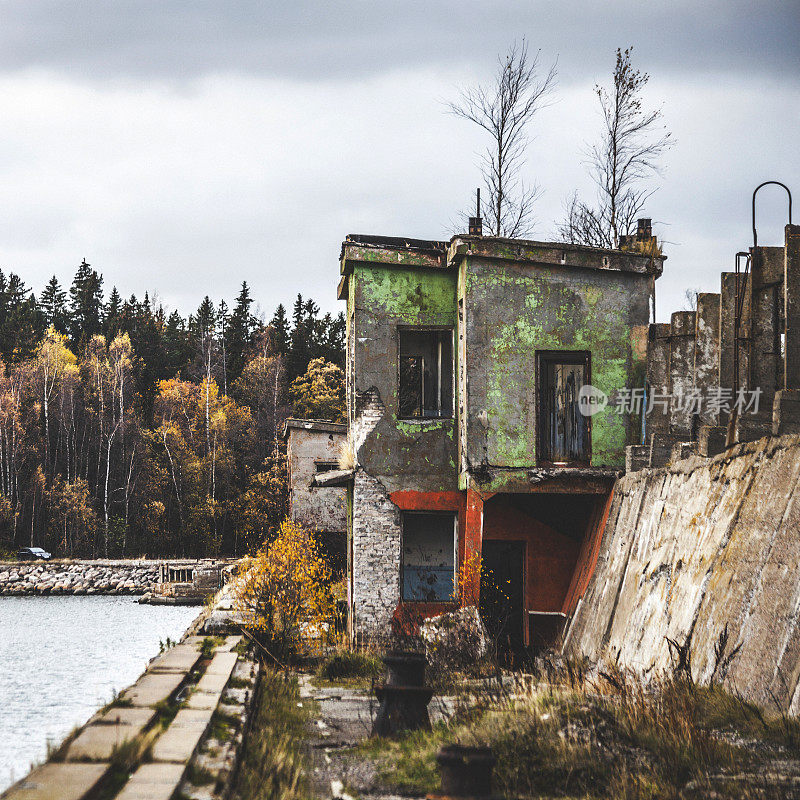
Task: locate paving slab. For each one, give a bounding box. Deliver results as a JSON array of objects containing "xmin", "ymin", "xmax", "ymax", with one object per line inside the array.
[
  {"xmin": 91, "ymin": 706, "xmax": 155, "ymax": 728},
  {"xmin": 205, "ymin": 651, "xmax": 238, "ymax": 675},
  {"xmin": 186, "ymin": 690, "xmax": 221, "ymax": 710},
  {"xmin": 148, "ymin": 644, "xmax": 202, "ymax": 674},
  {"xmin": 194, "ymin": 669, "xmax": 229, "ymax": 694},
  {"xmin": 115, "ymin": 763, "xmax": 186, "ymax": 800},
  {"xmin": 216, "ymin": 634, "xmax": 243, "ymax": 652},
  {"xmin": 66, "ymin": 721, "xmax": 142, "ymax": 762},
  {"xmin": 2, "ymin": 763, "xmax": 107, "ymax": 800},
  {"xmin": 121, "ymin": 670, "xmax": 185, "ymax": 707},
  {"xmin": 150, "ymin": 708, "xmax": 214, "ymax": 763}
]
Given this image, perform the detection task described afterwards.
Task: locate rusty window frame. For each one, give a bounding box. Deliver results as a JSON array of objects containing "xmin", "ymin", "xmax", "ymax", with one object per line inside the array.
[{"xmin": 535, "ymin": 350, "xmax": 592, "ymax": 466}]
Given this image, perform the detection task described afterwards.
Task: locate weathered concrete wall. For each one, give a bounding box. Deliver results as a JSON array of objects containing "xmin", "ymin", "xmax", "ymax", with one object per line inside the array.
[
  {"xmin": 455, "ymin": 246, "xmax": 652, "ymax": 474},
  {"xmin": 350, "ymin": 262, "xmax": 458, "ymax": 493},
  {"xmin": 564, "ymin": 433, "xmax": 800, "ymax": 712},
  {"xmin": 285, "ymin": 421, "xmax": 347, "ymax": 532}
]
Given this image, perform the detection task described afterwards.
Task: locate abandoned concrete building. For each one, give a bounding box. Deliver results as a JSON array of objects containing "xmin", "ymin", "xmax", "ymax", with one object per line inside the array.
[
  {"xmin": 329, "ymin": 222, "xmax": 666, "ymax": 646},
  {"xmin": 283, "ymin": 418, "xmax": 347, "ymax": 573}
]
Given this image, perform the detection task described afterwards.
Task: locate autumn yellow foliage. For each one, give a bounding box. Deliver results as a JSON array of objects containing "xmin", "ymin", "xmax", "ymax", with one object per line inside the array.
[{"xmin": 234, "ymin": 517, "xmax": 334, "ymax": 656}]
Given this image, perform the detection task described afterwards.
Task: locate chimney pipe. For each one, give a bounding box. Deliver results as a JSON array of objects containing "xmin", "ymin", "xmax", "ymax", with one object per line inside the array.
[
  {"xmin": 636, "ymin": 218, "xmax": 652, "ymax": 241},
  {"xmin": 468, "ymin": 188, "xmax": 483, "ymax": 236}
]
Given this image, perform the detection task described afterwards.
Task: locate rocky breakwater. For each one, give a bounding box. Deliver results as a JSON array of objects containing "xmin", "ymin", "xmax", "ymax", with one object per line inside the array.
[{"xmin": 0, "ymin": 559, "xmax": 160, "ymax": 596}]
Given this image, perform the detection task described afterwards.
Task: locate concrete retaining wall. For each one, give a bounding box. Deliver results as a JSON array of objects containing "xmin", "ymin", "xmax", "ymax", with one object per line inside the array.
[{"xmin": 564, "ymin": 433, "xmax": 800, "ymax": 712}]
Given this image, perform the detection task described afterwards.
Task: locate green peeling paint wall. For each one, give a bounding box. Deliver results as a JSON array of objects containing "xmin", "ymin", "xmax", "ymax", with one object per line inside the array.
[
  {"xmin": 459, "ymin": 257, "xmax": 649, "ymax": 473},
  {"xmin": 345, "ymin": 241, "xmax": 652, "ymax": 495},
  {"xmin": 349, "ymin": 262, "xmax": 459, "ymax": 493}
]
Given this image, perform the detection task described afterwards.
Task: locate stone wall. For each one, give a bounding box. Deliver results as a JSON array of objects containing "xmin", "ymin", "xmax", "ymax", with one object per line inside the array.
[
  {"xmin": 564, "ymin": 433, "xmax": 800, "ymax": 712},
  {"xmin": 1, "ymin": 559, "xmax": 189, "ymax": 596}
]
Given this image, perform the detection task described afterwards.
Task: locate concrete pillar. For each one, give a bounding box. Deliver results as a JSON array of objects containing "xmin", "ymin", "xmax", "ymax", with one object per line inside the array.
[
  {"xmin": 645, "ymin": 323, "xmax": 671, "ymax": 436},
  {"xmin": 719, "ymin": 272, "xmax": 739, "ymax": 427},
  {"xmin": 693, "ymin": 293, "xmax": 721, "ymax": 425},
  {"xmin": 774, "ymin": 224, "xmax": 800, "ymax": 435},
  {"xmin": 784, "ymin": 224, "xmax": 800, "ymax": 390},
  {"xmin": 625, "ymin": 444, "xmax": 649, "ymax": 472},
  {"xmin": 750, "ymin": 247, "xmax": 783, "ymax": 403},
  {"xmin": 669, "ymin": 311, "xmax": 696, "ymax": 438}
]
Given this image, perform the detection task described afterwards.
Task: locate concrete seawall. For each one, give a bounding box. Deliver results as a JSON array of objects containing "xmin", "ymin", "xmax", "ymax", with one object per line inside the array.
[
  {"xmin": 0, "ymin": 559, "xmax": 222, "ymax": 596},
  {"xmin": 1, "ymin": 596, "xmax": 259, "ymax": 800},
  {"xmin": 564, "ymin": 433, "xmax": 800, "ymax": 712}
]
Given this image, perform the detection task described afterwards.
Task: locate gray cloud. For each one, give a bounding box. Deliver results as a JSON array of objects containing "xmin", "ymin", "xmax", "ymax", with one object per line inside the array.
[
  {"xmin": 0, "ymin": 2, "xmax": 796, "ymax": 325},
  {"xmin": 1, "ymin": 1, "xmax": 798, "ymax": 83}
]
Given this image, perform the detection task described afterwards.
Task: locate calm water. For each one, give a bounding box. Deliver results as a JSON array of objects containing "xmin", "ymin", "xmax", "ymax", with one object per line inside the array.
[{"xmin": 0, "ymin": 596, "xmax": 198, "ymax": 791}]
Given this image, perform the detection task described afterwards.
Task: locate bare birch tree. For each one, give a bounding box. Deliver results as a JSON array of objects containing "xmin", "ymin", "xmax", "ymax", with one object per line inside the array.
[
  {"xmin": 560, "ymin": 47, "xmax": 672, "ymax": 248},
  {"xmin": 449, "ymin": 40, "xmax": 556, "ymax": 238}
]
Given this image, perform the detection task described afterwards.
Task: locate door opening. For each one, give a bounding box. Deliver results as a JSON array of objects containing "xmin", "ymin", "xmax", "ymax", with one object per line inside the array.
[{"xmin": 479, "ymin": 540, "xmax": 525, "ymax": 662}]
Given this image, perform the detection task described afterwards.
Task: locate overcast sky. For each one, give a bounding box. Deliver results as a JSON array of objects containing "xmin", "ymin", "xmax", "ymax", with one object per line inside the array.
[{"xmin": 0, "ymin": 1, "xmax": 797, "ymax": 322}]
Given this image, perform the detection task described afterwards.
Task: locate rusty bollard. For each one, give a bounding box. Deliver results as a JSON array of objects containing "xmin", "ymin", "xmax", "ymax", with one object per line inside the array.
[
  {"xmin": 432, "ymin": 744, "xmax": 496, "ymax": 798},
  {"xmin": 371, "ymin": 650, "xmax": 433, "ymax": 737}
]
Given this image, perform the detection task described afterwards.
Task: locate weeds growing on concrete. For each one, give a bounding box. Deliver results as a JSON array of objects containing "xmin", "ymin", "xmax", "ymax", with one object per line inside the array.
[
  {"xmin": 316, "ymin": 650, "xmax": 381, "ymax": 682},
  {"xmin": 367, "ymin": 660, "xmax": 800, "ymax": 799},
  {"xmin": 236, "ymin": 669, "xmax": 309, "ymax": 800}
]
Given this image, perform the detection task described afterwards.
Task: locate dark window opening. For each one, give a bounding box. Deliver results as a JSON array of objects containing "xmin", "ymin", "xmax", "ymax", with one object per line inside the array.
[
  {"xmin": 399, "ymin": 329, "xmax": 453, "ymax": 419},
  {"xmin": 401, "ymin": 511, "xmax": 457, "ymax": 602},
  {"xmin": 315, "ymin": 461, "xmax": 339, "ymax": 473},
  {"xmin": 167, "ymin": 567, "xmax": 194, "ymax": 584},
  {"xmin": 538, "ymin": 351, "xmax": 590, "ymax": 465}
]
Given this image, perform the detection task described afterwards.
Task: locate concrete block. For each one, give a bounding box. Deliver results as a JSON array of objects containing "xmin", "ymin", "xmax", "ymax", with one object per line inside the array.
[
  {"xmin": 698, "ymin": 425, "xmax": 727, "ymax": 457},
  {"xmin": 122, "ymin": 670, "xmax": 185, "ymax": 707},
  {"xmin": 186, "ymin": 690, "xmax": 221, "ymax": 710},
  {"xmin": 773, "ymin": 389, "xmax": 800, "ymax": 435},
  {"xmin": 670, "ymin": 442, "xmax": 698, "ymax": 463},
  {"xmin": 735, "ymin": 413, "xmax": 772, "ymax": 444},
  {"xmin": 217, "ymin": 635, "xmax": 243, "ymax": 652},
  {"xmin": 195, "ymin": 669, "xmax": 230, "ymax": 694},
  {"xmin": 115, "ymin": 763, "xmax": 186, "ymax": 800},
  {"xmin": 2, "ymin": 763, "xmax": 107, "ymax": 800},
  {"xmin": 625, "ymin": 445, "xmax": 649, "ymax": 473},
  {"xmin": 66, "ymin": 721, "xmax": 142, "ymax": 762},
  {"xmin": 148, "ymin": 644, "xmax": 202, "ymax": 674},
  {"xmin": 90, "ymin": 706, "xmax": 155, "ymax": 728},
  {"xmin": 649, "ymin": 433, "xmax": 683, "ymax": 468},
  {"xmin": 204, "ymin": 651, "xmax": 238, "ymax": 675},
  {"xmin": 150, "ymin": 708, "xmax": 213, "ymax": 763}
]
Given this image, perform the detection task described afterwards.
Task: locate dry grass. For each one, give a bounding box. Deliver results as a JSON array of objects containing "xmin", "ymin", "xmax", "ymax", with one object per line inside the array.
[
  {"xmin": 235, "ymin": 669, "xmax": 309, "ymax": 800},
  {"xmin": 337, "ymin": 439, "xmax": 354, "ymax": 470},
  {"xmin": 368, "ymin": 659, "xmax": 800, "ymax": 799}
]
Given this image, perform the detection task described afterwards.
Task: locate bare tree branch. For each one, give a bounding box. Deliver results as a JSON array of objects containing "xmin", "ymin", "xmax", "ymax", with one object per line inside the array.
[
  {"xmin": 559, "ymin": 47, "xmax": 673, "ymax": 248},
  {"xmin": 449, "ymin": 40, "xmax": 557, "ymax": 238}
]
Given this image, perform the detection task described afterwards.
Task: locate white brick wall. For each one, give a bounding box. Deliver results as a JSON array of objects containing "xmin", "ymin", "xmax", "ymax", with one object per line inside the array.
[{"xmin": 352, "ymin": 469, "xmax": 401, "ymax": 637}]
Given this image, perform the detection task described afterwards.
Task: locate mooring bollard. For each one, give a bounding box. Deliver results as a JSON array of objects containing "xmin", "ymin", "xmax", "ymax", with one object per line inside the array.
[
  {"xmin": 371, "ymin": 650, "xmax": 433, "ymax": 737},
  {"xmin": 432, "ymin": 744, "xmax": 496, "ymax": 798}
]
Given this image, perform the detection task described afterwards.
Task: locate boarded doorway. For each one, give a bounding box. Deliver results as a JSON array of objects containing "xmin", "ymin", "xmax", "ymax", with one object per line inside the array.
[{"xmin": 480, "ymin": 540, "xmax": 525, "ymax": 656}]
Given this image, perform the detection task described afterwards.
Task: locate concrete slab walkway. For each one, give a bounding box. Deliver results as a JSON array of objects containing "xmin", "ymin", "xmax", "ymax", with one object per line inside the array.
[
  {"xmin": 2, "ymin": 763, "xmax": 107, "ymax": 800},
  {"xmin": 1, "ymin": 634, "xmax": 244, "ymax": 800}
]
